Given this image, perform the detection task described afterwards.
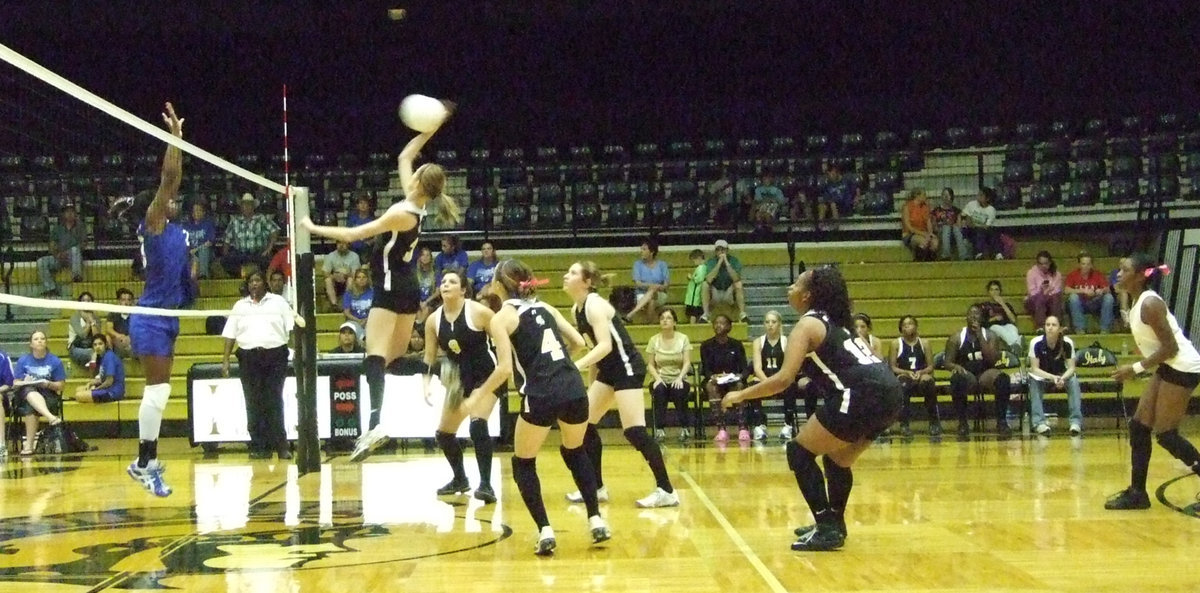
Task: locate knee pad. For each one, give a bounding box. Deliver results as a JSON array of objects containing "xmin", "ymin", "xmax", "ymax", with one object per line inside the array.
[
  {"xmin": 560, "ymin": 445, "xmax": 585, "ymax": 466},
  {"xmin": 623, "ymin": 426, "xmax": 651, "ymax": 452},
  {"xmin": 1129, "ymin": 419, "xmax": 1151, "ymax": 442},
  {"xmin": 434, "ymin": 430, "xmax": 458, "ymax": 451},
  {"xmin": 949, "ymin": 373, "xmax": 971, "ymax": 394},
  {"xmin": 141, "ymin": 383, "xmax": 170, "ymax": 413},
  {"xmin": 512, "ymin": 455, "xmax": 536, "ymax": 475},
  {"xmin": 993, "ymin": 372, "xmax": 1011, "ymax": 390},
  {"xmin": 469, "ymin": 418, "xmax": 490, "ymax": 442},
  {"xmin": 786, "ymin": 440, "xmax": 817, "ymax": 473},
  {"xmin": 364, "ymin": 355, "xmax": 386, "ymax": 379},
  {"xmin": 1155, "ymin": 429, "xmax": 1200, "ymax": 465}
]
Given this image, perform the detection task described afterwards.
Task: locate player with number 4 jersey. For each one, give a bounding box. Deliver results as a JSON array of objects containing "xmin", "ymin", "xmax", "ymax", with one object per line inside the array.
[
  {"xmin": 722, "ymin": 267, "xmax": 902, "ymax": 552},
  {"xmin": 302, "ymin": 111, "xmax": 461, "ymax": 462}
]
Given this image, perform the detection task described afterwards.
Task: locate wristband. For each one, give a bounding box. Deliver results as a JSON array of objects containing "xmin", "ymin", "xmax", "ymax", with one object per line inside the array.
[{"xmin": 1132, "ymin": 362, "xmax": 1145, "ymax": 375}]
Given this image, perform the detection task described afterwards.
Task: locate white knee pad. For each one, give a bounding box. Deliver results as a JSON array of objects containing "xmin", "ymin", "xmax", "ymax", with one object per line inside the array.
[
  {"xmin": 139, "ymin": 383, "xmax": 171, "ymax": 441},
  {"xmin": 142, "ymin": 383, "xmax": 171, "ymax": 413}
]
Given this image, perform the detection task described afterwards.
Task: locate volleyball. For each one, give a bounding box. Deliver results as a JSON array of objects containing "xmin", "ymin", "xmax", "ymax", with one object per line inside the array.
[{"xmin": 398, "ymin": 94, "xmax": 448, "ymax": 133}]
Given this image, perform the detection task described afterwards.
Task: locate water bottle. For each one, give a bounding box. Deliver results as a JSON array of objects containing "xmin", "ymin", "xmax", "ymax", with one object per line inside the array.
[
  {"xmin": 1021, "ymin": 412, "xmax": 1030, "ymax": 436},
  {"xmin": 1121, "ymin": 340, "xmax": 1129, "ymax": 357}
]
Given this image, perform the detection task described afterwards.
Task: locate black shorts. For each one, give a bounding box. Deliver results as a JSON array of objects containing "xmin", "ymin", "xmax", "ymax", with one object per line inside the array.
[
  {"xmin": 596, "ymin": 368, "xmax": 646, "ymax": 392},
  {"xmin": 816, "ymin": 370, "xmax": 903, "ymax": 442},
  {"xmin": 1158, "ymin": 364, "xmax": 1200, "ymax": 390},
  {"xmin": 520, "ymin": 395, "xmax": 590, "ymax": 427},
  {"xmin": 370, "ymin": 284, "xmax": 420, "ymax": 315}
]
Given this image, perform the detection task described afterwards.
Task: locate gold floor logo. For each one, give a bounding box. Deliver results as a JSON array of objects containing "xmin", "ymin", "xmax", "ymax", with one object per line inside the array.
[{"xmin": 0, "ymin": 502, "xmax": 510, "ymax": 588}]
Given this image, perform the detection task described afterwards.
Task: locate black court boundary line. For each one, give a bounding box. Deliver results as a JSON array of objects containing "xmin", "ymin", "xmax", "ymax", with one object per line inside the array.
[{"xmin": 1154, "ymin": 472, "xmax": 1200, "ymax": 519}]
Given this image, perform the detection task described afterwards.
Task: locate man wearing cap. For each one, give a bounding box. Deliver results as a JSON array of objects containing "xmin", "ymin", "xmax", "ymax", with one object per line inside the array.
[
  {"xmin": 329, "ymin": 322, "xmax": 365, "ymax": 354},
  {"xmin": 37, "ymin": 203, "xmax": 86, "ymax": 296},
  {"xmin": 220, "ymin": 193, "xmax": 278, "ymax": 278},
  {"xmin": 702, "ymin": 239, "xmax": 748, "ymax": 323}
]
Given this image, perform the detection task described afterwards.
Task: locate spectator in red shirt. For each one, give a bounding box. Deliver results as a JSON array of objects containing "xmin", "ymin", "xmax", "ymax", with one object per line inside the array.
[
  {"xmin": 267, "ymin": 244, "xmax": 291, "ymax": 280},
  {"xmin": 1064, "ymin": 252, "xmax": 1115, "ymax": 333}
]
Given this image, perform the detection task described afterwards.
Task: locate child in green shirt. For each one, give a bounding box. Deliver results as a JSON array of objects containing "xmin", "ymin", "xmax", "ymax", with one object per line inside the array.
[{"xmin": 684, "ymin": 249, "xmax": 707, "ymax": 322}]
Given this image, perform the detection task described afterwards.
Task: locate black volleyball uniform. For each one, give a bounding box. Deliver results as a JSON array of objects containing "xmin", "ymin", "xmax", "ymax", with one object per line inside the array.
[
  {"xmin": 369, "ymin": 202, "xmax": 424, "ymax": 314},
  {"xmin": 800, "ymin": 310, "xmax": 903, "ymax": 441},
  {"xmin": 434, "ymin": 302, "xmax": 505, "ymax": 397},
  {"xmin": 507, "ymin": 298, "xmax": 589, "ymax": 427},
  {"xmin": 894, "ymin": 338, "xmax": 927, "ymax": 375},
  {"xmin": 573, "ymin": 292, "xmax": 647, "ymax": 391},
  {"xmin": 756, "ymin": 334, "xmax": 801, "ymax": 425}
]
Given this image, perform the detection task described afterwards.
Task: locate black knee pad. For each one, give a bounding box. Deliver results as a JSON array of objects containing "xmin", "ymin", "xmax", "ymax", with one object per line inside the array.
[
  {"xmin": 560, "ymin": 444, "xmax": 586, "ymax": 465},
  {"xmin": 949, "ymin": 373, "xmax": 971, "ymax": 395},
  {"xmin": 623, "ymin": 426, "xmax": 651, "ymax": 452},
  {"xmin": 1155, "ymin": 429, "xmax": 1200, "ymax": 465},
  {"xmin": 434, "ymin": 430, "xmax": 458, "ymax": 451},
  {"xmin": 469, "ymin": 418, "xmax": 490, "ymax": 442},
  {"xmin": 993, "ymin": 372, "xmax": 1011, "ymax": 395},
  {"xmin": 1130, "ymin": 419, "xmax": 1151, "ymax": 442},
  {"xmin": 512, "ymin": 455, "xmax": 536, "ymax": 475},
  {"xmin": 786, "ymin": 440, "xmax": 817, "ymax": 473},
  {"xmin": 364, "ymin": 354, "xmax": 385, "ymax": 377}
]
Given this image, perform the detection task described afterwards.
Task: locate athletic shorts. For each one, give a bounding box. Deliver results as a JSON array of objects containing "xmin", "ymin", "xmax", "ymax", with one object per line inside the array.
[
  {"xmin": 520, "ymin": 395, "xmax": 589, "ymax": 428},
  {"xmin": 596, "ymin": 368, "xmax": 646, "ymax": 392},
  {"xmin": 1159, "ymin": 364, "xmax": 1200, "ymax": 391},
  {"xmin": 130, "ymin": 314, "xmax": 180, "ymax": 357},
  {"xmin": 371, "ymin": 285, "xmax": 420, "ymax": 315},
  {"xmin": 817, "ymin": 370, "xmax": 903, "ymax": 442},
  {"xmin": 685, "ymin": 305, "xmax": 704, "ymax": 319},
  {"xmin": 91, "ymin": 388, "xmax": 124, "ymax": 403},
  {"xmin": 440, "ymin": 358, "xmax": 506, "ymax": 411}
]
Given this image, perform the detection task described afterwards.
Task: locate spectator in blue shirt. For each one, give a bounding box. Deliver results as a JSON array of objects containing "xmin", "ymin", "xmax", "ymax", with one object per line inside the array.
[
  {"xmin": 346, "ymin": 194, "xmax": 375, "ymax": 260},
  {"xmin": 466, "ymin": 240, "xmax": 500, "ymax": 294},
  {"xmin": 343, "ymin": 268, "xmax": 375, "ymax": 329},
  {"xmin": 182, "ymin": 200, "xmax": 218, "ymax": 279},
  {"xmin": 626, "ymin": 238, "xmax": 670, "ymax": 322},
  {"xmin": 12, "ymin": 331, "xmax": 65, "ymax": 454},
  {"xmin": 752, "ymin": 174, "xmax": 786, "ymax": 229},
  {"xmin": 819, "ymin": 162, "xmax": 859, "ymax": 229},
  {"xmin": 74, "ymin": 335, "xmax": 125, "ymax": 403},
  {"xmin": 434, "ymin": 234, "xmax": 469, "ymax": 281}
]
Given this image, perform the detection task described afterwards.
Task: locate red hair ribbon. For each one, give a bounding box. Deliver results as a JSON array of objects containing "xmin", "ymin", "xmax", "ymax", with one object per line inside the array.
[
  {"xmin": 1144, "ymin": 264, "xmax": 1170, "ymax": 278},
  {"xmin": 519, "ymin": 277, "xmax": 550, "ymax": 290}
]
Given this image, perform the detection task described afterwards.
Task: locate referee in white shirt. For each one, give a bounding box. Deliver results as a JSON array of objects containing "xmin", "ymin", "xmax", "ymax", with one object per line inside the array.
[{"xmin": 222, "ymin": 271, "xmax": 295, "ymax": 460}]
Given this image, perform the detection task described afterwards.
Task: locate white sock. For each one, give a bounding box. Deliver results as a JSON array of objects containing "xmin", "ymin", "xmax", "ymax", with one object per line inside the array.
[{"xmin": 139, "ymin": 383, "xmax": 171, "ymax": 441}]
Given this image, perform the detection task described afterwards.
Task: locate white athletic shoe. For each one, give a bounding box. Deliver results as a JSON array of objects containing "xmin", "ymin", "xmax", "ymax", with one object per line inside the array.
[
  {"xmin": 636, "ymin": 487, "xmax": 680, "ymax": 508},
  {"xmin": 779, "ymin": 425, "xmax": 794, "ymax": 440},
  {"xmin": 752, "ymin": 425, "xmax": 768, "ymax": 441},
  {"xmin": 565, "ymin": 486, "xmax": 609, "ymax": 503},
  {"xmin": 127, "ymin": 460, "xmax": 172, "ymax": 497},
  {"xmin": 654, "ymin": 428, "xmax": 667, "ymax": 441},
  {"xmin": 588, "ymin": 515, "xmax": 612, "ymax": 544},
  {"xmin": 350, "ymin": 426, "xmax": 388, "ymax": 462},
  {"xmin": 534, "ymin": 526, "xmax": 556, "ymax": 556},
  {"xmin": 678, "ymin": 428, "xmax": 692, "ymax": 441}
]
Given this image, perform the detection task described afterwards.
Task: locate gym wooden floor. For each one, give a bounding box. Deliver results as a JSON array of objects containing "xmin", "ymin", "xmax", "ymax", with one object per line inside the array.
[{"xmin": 2, "ymin": 421, "xmax": 1199, "ymax": 592}]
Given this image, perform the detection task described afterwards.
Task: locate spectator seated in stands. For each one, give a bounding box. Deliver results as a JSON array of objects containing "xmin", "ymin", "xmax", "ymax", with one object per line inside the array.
[
  {"xmin": 978, "ymin": 280, "xmax": 1023, "ymax": 350},
  {"xmin": 0, "ymin": 348, "xmax": 11, "ymax": 456},
  {"xmin": 415, "ymin": 246, "xmax": 438, "ymax": 319},
  {"xmin": 321, "ymin": 241, "xmax": 361, "ymax": 312},
  {"xmin": 1065, "ymin": 251, "xmax": 1116, "ymax": 334},
  {"xmin": 853, "ymin": 313, "xmax": 885, "ymax": 359},
  {"xmin": 901, "ymin": 189, "xmax": 939, "ymax": 261},
  {"xmin": 707, "ymin": 168, "xmax": 737, "ymax": 226},
  {"xmin": 749, "ymin": 310, "xmax": 803, "ymax": 441},
  {"xmin": 329, "ymin": 321, "xmax": 365, "ymax": 354},
  {"xmin": 434, "ymin": 234, "xmax": 469, "ymax": 281},
  {"xmin": 963, "ymin": 187, "xmax": 1003, "ymax": 259},
  {"xmin": 342, "ymin": 268, "xmax": 373, "ymax": 331},
  {"xmin": 11, "ymin": 331, "xmax": 65, "ymax": 455},
  {"xmin": 104, "ymin": 288, "xmax": 134, "ymax": 358},
  {"xmin": 37, "ymin": 203, "xmax": 86, "ymax": 297},
  {"xmin": 267, "ymin": 243, "xmax": 291, "ymax": 282},
  {"xmin": 1025, "ymin": 250, "xmax": 1066, "ymax": 331},
  {"xmin": 1027, "ymin": 315, "xmax": 1083, "ymax": 436},
  {"xmin": 626, "ymin": 238, "xmax": 670, "ymax": 323},
  {"xmin": 932, "ymin": 188, "xmax": 970, "ymax": 261},
  {"xmin": 702, "ymin": 239, "xmax": 747, "ymax": 323},
  {"xmin": 67, "ymin": 292, "xmax": 101, "ymax": 369},
  {"xmin": 683, "ymin": 249, "xmax": 707, "ymax": 323},
  {"xmin": 818, "ymin": 162, "xmax": 858, "ymax": 230},
  {"xmin": 888, "ymin": 315, "xmax": 939, "ymax": 437},
  {"xmin": 751, "ymin": 174, "xmax": 786, "ymax": 230},
  {"xmin": 346, "ymin": 194, "xmax": 375, "ymax": 260},
  {"xmin": 646, "ymin": 309, "xmax": 693, "ymax": 442},
  {"xmin": 466, "ymin": 240, "xmax": 499, "ymax": 295},
  {"xmin": 268, "ymin": 269, "xmax": 293, "ymax": 303},
  {"xmin": 181, "ymin": 200, "xmax": 217, "ymax": 279},
  {"xmin": 944, "ymin": 305, "xmax": 1013, "ymax": 439},
  {"xmin": 1109, "ymin": 266, "xmax": 1131, "ymax": 330},
  {"xmin": 73, "ymin": 335, "xmax": 125, "ymax": 403},
  {"xmin": 220, "ymin": 193, "xmax": 279, "ymax": 278},
  {"xmin": 700, "ymin": 314, "xmax": 750, "ymax": 442}
]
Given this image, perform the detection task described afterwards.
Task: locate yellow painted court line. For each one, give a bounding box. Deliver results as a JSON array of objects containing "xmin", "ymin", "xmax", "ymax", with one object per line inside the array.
[{"xmin": 678, "ymin": 470, "xmax": 789, "ymax": 593}]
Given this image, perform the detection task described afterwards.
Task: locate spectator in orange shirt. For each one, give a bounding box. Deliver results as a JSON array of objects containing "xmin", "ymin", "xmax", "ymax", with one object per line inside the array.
[
  {"xmin": 1065, "ymin": 252, "xmax": 1115, "ymax": 333},
  {"xmin": 901, "ymin": 189, "xmax": 938, "ymax": 261}
]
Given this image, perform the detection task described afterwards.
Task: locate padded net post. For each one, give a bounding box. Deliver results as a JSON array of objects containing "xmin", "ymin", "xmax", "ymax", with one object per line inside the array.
[{"xmin": 293, "ymin": 249, "xmax": 320, "ymax": 473}]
